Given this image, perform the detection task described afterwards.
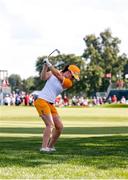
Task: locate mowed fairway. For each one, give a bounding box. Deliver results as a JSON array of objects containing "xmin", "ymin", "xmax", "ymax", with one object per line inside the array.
[{"xmin": 0, "ymin": 106, "xmax": 128, "ymax": 179}]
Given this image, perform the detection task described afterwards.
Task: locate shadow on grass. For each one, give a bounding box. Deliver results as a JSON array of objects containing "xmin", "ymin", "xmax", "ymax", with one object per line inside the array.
[
  {"xmin": 0, "ymin": 134, "xmax": 128, "ymax": 169},
  {"xmin": 0, "ymin": 126, "xmax": 128, "ymax": 134}
]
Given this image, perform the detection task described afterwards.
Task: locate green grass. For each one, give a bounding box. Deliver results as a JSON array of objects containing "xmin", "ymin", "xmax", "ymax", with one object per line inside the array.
[
  {"xmin": 0, "ymin": 106, "xmax": 128, "ymax": 179},
  {"xmin": 100, "ymin": 103, "xmax": 128, "ymax": 108}
]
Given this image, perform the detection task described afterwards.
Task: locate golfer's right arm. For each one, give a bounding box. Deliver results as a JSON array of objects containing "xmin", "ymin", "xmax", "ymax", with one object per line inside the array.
[
  {"xmin": 40, "ymin": 64, "xmax": 52, "ymax": 80},
  {"xmin": 44, "ymin": 58, "xmax": 63, "ymax": 82}
]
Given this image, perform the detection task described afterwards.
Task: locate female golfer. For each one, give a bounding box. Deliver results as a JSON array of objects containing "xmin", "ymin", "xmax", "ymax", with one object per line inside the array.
[{"xmin": 34, "ymin": 58, "xmax": 80, "ymax": 152}]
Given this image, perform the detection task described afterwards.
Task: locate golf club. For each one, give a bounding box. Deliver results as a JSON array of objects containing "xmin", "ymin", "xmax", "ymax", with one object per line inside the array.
[
  {"xmin": 43, "ymin": 49, "xmax": 60, "ymax": 65},
  {"xmin": 48, "ymin": 49, "xmax": 60, "ymax": 58}
]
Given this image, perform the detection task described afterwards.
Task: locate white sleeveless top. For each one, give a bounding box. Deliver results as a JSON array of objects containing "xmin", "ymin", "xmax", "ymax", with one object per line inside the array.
[{"xmin": 38, "ymin": 75, "xmax": 64, "ymax": 103}]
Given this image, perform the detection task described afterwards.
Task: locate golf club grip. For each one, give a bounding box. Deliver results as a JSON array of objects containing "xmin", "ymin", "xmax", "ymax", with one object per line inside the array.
[{"xmin": 42, "ymin": 61, "xmax": 47, "ymax": 65}]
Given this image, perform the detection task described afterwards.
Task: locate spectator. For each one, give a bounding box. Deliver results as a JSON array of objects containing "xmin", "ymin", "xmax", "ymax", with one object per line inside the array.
[
  {"xmin": 111, "ymin": 95, "xmax": 117, "ymax": 103},
  {"xmin": 92, "ymin": 96, "xmax": 97, "ymax": 105},
  {"xmin": 120, "ymin": 96, "xmax": 126, "ymax": 104},
  {"xmin": 29, "ymin": 94, "xmax": 34, "ymax": 106},
  {"xmin": 24, "ymin": 93, "xmax": 29, "ymax": 106},
  {"xmin": 72, "ymin": 96, "xmax": 78, "ymax": 106},
  {"xmin": 108, "ymin": 96, "xmax": 112, "ymax": 104},
  {"xmin": 63, "ymin": 95, "xmax": 69, "ymax": 106},
  {"xmin": 4, "ymin": 94, "xmax": 11, "ymax": 106},
  {"xmin": 10, "ymin": 92, "xmax": 16, "ymax": 105},
  {"xmin": 55, "ymin": 95, "xmax": 62, "ymax": 107},
  {"xmin": 15, "ymin": 94, "xmax": 21, "ymax": 106}
]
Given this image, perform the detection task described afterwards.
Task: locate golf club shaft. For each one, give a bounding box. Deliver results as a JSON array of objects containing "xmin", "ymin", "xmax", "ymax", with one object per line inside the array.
[
  {"xmin": 42, "ymin": 49, "xmax": 60, "ymax": 65},
  {"xmin": 48, "ymin": 49, "xmax": 60, "ymax": 58}
]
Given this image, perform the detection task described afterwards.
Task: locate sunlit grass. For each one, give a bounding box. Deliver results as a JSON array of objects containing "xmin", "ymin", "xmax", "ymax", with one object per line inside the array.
[{"xmin": 0, "ymin": 106, "xmax": 128, "ymax": 179}]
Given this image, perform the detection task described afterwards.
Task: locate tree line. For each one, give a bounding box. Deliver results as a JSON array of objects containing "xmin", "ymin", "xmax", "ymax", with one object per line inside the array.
[{"xmin": 8, "ymin": 29, "xmax": 128, "ymax": 97}]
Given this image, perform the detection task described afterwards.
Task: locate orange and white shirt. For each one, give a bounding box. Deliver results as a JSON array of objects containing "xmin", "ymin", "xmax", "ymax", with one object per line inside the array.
[{"xmin": 38, "ymin": 75, "xmax": 72, "ymax": 104}]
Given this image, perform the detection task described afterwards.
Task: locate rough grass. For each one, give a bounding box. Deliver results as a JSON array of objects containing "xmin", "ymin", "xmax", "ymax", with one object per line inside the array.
[{"xmin": 0, "ymin": 106, "xmax": 128, "ymax": 179}]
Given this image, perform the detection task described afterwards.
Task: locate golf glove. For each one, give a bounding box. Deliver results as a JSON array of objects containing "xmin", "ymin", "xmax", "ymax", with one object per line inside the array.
[{"xmin": 43, "ymin": 58, "xmax": 52, "ymax": 68}]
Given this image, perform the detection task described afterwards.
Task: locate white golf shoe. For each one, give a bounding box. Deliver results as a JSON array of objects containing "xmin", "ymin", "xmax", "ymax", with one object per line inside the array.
[
  {"xmin": 49, "ymin": 147, "xmax": 56, "ymax": 152},
  {"xmin": 40, "ymin": 147, "xmax": 50, "ymax": 152}
]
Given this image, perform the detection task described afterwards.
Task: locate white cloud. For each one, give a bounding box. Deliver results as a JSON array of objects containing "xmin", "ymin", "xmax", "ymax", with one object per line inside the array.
[{"xmin": 0, "ymin": 0, "xmax": 128, "ymax": 79}]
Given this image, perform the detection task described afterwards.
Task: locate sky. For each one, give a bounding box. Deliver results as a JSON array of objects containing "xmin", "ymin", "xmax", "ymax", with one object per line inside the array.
[{"xmin": 0, "ymin": 0, "xmax": 128, "ymax": 79}]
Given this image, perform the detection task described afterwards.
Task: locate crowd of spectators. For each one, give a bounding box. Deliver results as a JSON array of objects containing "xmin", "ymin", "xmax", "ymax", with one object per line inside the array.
[
  {"xmin": 1, "ymin": 92, "xmax": 128, "ymax": 107},
  {"xmin": 55, "ymin": 94, "xmax": 128, "ymax": 107},
  {"xmin": 1, "ymin": 92, "xmax": 34, "ymax": 106}
]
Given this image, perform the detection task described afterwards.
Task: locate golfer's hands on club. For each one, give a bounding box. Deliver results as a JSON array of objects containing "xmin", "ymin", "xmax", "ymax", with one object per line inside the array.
[{"xmin": 43, "ymin": 58, "xmax": 52, "ymax": 68}]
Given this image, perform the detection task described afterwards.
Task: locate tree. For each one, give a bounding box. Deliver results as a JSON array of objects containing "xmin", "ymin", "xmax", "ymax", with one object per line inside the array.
[
  {"xmin": 22, "ymin": 76, "xmax": 35, "ymax": 93},
  {"xmin": 82, "ymin": 29, "xmax": 128, "ymax": 96},
  {"xmin": 8, "ymin": 74, "xmax": 22, "ymax": 92}
]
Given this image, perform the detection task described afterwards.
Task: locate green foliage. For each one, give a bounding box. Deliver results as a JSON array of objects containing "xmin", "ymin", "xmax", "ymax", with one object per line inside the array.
[
  {"xmin": 22, "ymin": 76, "xmax": 46, "ymax": 92},
  {"xmin": 33, "ymin": 76, "xmax": 46, "ymax": 91},
  {"xmin": 82, "ymin": 29, "xmax": 128, "ymax": 96},
  {"xmin": 22, "ymin": 76, "xmax": 35, "ymax": 92},
  {"xmin": 8, "ymin": 74, "xmax": 22, "ymax": 91}
]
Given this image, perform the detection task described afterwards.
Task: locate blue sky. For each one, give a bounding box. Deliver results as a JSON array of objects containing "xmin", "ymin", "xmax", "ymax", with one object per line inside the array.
[{"xmin": 0, "ymin": 0, "xmax": 128, "ymax": 79}]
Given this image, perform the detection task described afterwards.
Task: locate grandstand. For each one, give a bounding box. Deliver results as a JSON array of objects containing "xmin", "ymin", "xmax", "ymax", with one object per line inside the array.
[{"xmin": 106, "ymin": 81, "xmax": 128, "ymax": 100}]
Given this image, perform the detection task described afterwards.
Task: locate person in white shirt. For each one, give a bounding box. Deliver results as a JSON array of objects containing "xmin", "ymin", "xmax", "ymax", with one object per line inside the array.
[{"xmin": 34, "ymin": 58, "xmax": 80, "ymax": 152}]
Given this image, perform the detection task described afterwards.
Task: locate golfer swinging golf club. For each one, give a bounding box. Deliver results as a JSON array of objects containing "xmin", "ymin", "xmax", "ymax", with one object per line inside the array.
[{"xmin": 34, "ymin": 53, "xmax": 80, "ymax": 152}]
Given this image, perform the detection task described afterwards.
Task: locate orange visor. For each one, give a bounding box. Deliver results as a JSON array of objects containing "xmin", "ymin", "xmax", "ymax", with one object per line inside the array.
[{"xmin": 68, "ymin": 65, "xmax": 80, "ymax": 81}]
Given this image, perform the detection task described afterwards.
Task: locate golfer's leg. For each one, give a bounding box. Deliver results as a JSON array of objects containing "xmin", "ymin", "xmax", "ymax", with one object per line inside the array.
[
  {"xmin": 48, "ymin": 115, "xmax": 63, "ymax": 148},
  {"xmin": 41, "ymin": 114, "xmax": 54, "ymax": 148}
]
